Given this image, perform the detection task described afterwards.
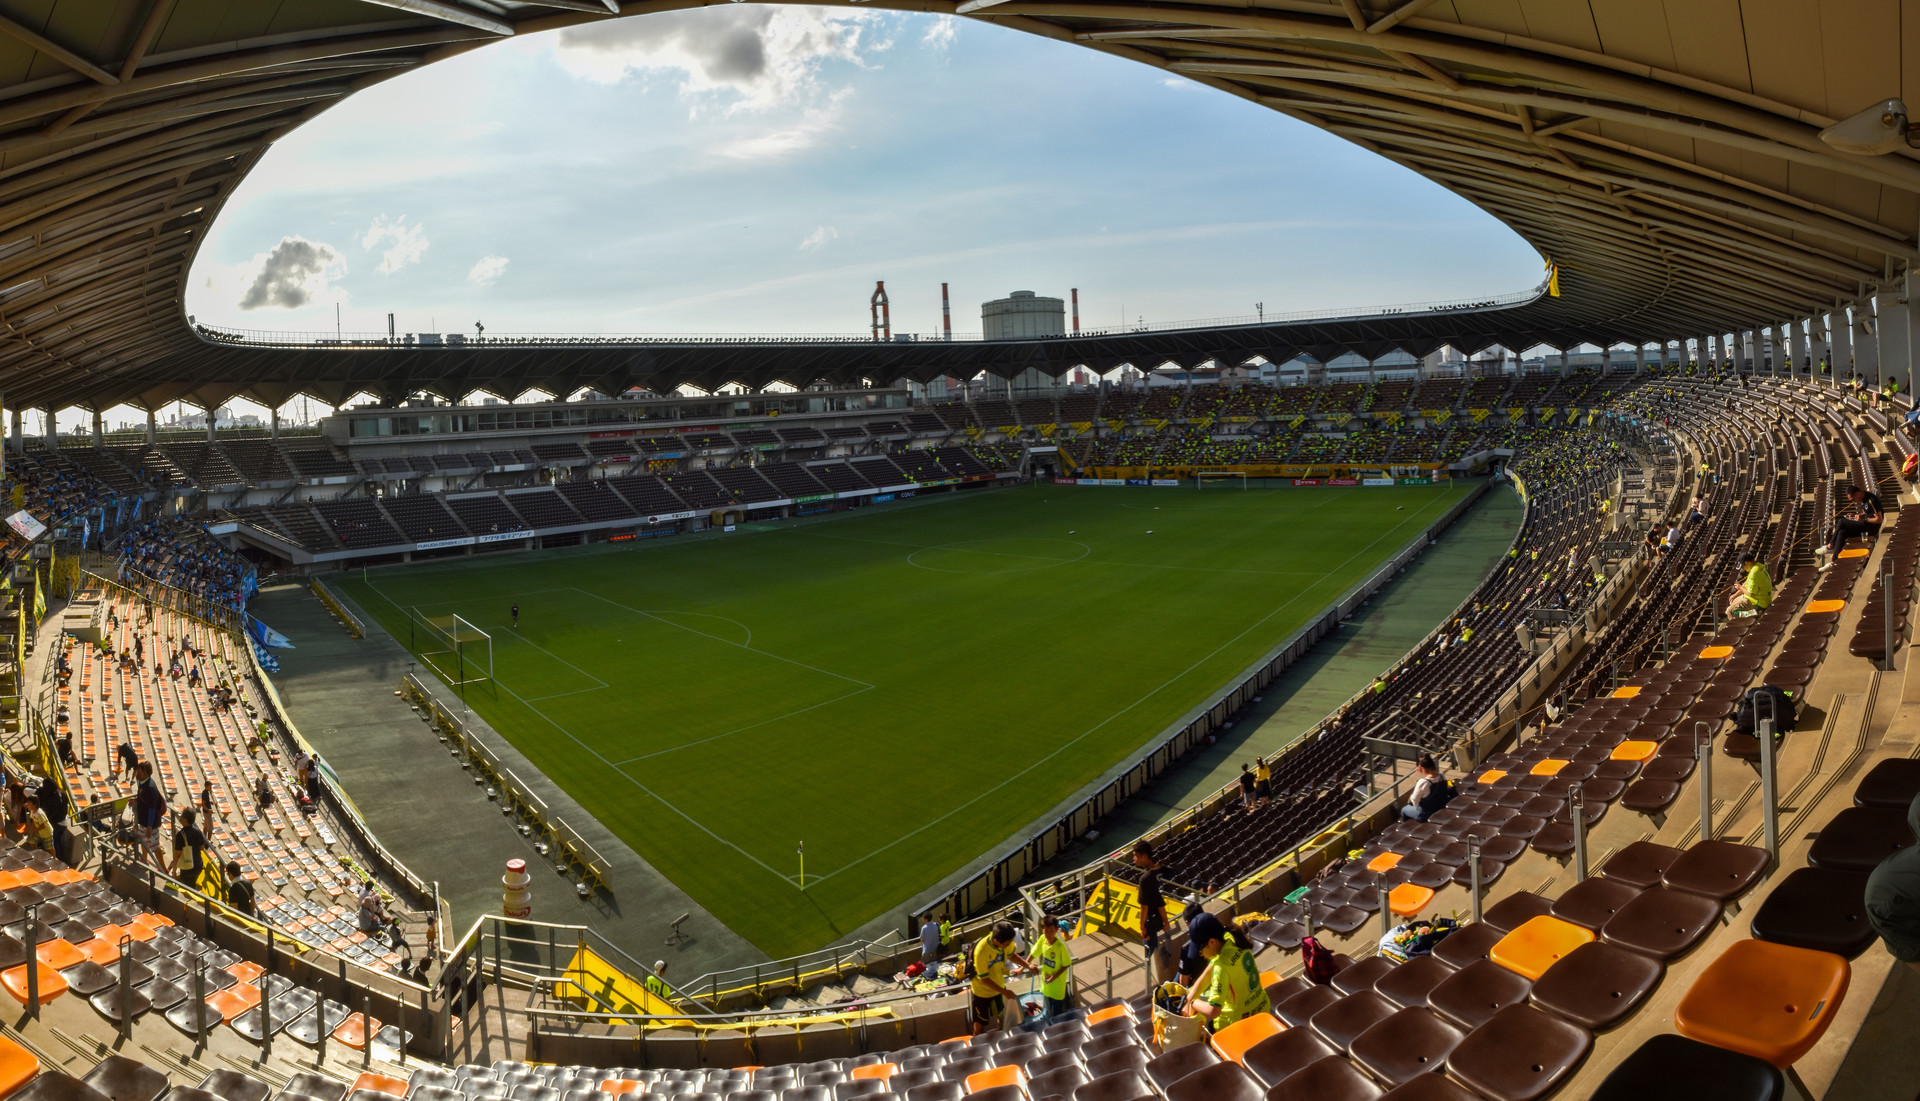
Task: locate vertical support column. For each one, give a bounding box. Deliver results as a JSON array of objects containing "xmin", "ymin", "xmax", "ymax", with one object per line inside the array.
[
  {"xmin": 1903, "ymin": 266, "xmax": 1920, "ymax": 396},
  {"xmin": 1875, "ymin": 288, "xmax": 1907, "ymax": 389},
  {"xmin": 144, "ymin": 409, "xmax": 156, "ymax": 445},
  {"xmin": 1814, "ymin": 313, "xmax": 1832, "ymax": 378},
  {"xmin": 1634, "ymin": 345, "xmax": 1646, "ymax": 375},
  {"xmin": 41, "ymin": 407, "xmax": 55, "ymax": 451},
  {"xmin": 1557, "ymin": 347, "xmax": 1570, "ymax": 377},
  {"xmin": 270, "ymin": 408, "xmax": 280, "ymax": 439},
  {"xmin": 10, "ymin": 409, "xmax": 21, "ymax": 455},
  {"xmin": 91, "ymin": 409, "xmax": 103, "ymax": 449},
  {"xmin": 205, "ymin": 406, "xmax": 215, "ymax": 444},
  {"xmin": 1706, "ymin": 333, "xmax": 1720, "ymax": 371},
  {"xmin": 1832, "ymin": 308, "xmax": 1854, "ymax": 386},
  {"xmin": 1793, "ymin": 318, "xmax": 1810, "ymax": 376}
]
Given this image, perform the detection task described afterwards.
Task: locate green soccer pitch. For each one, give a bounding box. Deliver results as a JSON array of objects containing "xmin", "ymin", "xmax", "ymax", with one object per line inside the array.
[{"xmin": 334, "ymin": 481, "xmax": 1470, "ymax": 956}]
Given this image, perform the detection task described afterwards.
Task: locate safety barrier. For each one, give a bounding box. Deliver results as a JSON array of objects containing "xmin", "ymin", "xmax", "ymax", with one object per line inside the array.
[
  {"xmin": 399, "ymin": 674, "xmax": 612, "ymax": 894},
  {"xmin": 311, "ymin": 577, "xmax": 364, "ymax": 637}
]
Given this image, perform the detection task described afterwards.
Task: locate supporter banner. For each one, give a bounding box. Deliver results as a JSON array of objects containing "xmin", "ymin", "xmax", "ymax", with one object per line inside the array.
[
  {"xmin": 1076, "ymin": 876, "xmax": 1189, "ymax": 940},
  {"xmin": 555, "ymin": 945, "xmax": 688, "ymax": 1026},
  {"xmin": 1328, "ymin": 477, "xmax": 1359, "ymax": 486},
  {"xmin": 476, "ymin": 530, "xmax": 533, "ymax": 544},
  {"xmin": 793, "ymin": 494, "xmax": 834, "ymax": 504},
  {"xmin": 642, "ymin": 511, "xmax": 698, "ymax": 525},
  {"xmin": 1293, "ymin": 478, "xmax": 1323, "ymax": 486},
  {"xmin": 247, "ymin": 616, "xmax": 295, "ymax": 650},
  {"xmin": 1362, "ymin": 477, "xmax": 1396, "ymax": 486},
  {"xmin": 919, "ymin": 478, "xmax": 961, "ymax": 487},
  {"xmin": 5, "ymin": 510, "xmax": 45, "ymax": 542},
  {"xmin": 413, "ymin": 537, "xmax": 474, "ymax": 551}
]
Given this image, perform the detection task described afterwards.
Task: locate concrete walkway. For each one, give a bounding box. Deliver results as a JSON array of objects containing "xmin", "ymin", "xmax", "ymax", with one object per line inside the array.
[{"xmin": 247, "ymin": 580, "xmax": 768, "ymax": 980}]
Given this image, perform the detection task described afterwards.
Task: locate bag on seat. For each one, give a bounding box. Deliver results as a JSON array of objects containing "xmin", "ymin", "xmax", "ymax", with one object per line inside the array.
[{"xmin": 1732, "ymin": 686, "xmax": 1796, "ymax": 737}]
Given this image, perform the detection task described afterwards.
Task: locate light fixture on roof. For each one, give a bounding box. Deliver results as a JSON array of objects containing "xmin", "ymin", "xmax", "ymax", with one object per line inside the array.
[{"xmin": 1818, "ymin": 98, "xmax": 1920, "ymax": 155}]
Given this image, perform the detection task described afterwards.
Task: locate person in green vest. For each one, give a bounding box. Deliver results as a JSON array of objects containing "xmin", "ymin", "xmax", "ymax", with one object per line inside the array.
[
  {"xmin": 643, "ymin": 960, "xmax": 673, "ymax": 1002},
  {"xmin": 1726, "ymin": 551, "xmax": 1772, "ymax": 618},
  {"xmin": 1031, "ymin": 915, "xmax": 1074, "ymax": 1023},
  {"xmin": 1182, "ymin": 912, "xmax": 1269, "ymax": 1031}
]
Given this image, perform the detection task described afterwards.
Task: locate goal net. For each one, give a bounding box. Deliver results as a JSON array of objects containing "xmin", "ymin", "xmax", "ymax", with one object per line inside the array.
[
  {"xmin": 409, "ymin": 607, "xmax": 494, "ymax": 691},
  {"xmin": 1195, "ymin": 470, "xmax": 1248, "ymax": 490}
]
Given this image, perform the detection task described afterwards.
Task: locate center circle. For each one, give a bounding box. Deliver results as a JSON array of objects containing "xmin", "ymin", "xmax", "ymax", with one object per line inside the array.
[{"xmin": 906, "ymin": 538, "xmax": 1092, "ymax": 574}]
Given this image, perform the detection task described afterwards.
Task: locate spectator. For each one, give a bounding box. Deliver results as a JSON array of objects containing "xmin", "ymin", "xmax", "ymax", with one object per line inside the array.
[
  {"xmin": 35, "ymin": 774, "xmax": 67, "ymax": 864},
  {"xmin": 172, "ymin": 808, "xmax": 208, "ymax": 889},
  {"xmin": 19, "ymin": 798, "xmax": 50, "ymax": 853},
  {"xmin": 224, "ymin": 862, "xmax": 256, "ymax": 916},
  {"xmin": 1237, "ymin": 764, "xmax": 1256, "ymax": 812},
  {"xmin": 1822, "ymin": 484, "xmax": 1883, "ymax": 568},
  {"xmin": 1132, "ymin": 841, "xmax": 1170, "ymax": 980},
  {"xmin": 919, "ymin": 913, "xmax": 942, "ymax": 964},
  {"xmin": 1726, "ymin": 551, "xmax": 1772, "ymax": 617},
  {"xmin": 131, "ymin": 762, "xmax": 167, "ymax": 870},
  {"xmin": 1031, "ymin": 914, "xmax": 1074, "ymax": 1023},
  {"xmin": 1866, "ymin": 793, "xmax": 1920, "ymax": 977},
  {"xmin": 1181, "ymin": 912, "xmax": 1270, "ymax": 1030},
  {"xmin": 1253, "ymin": 757, "xmax": 1272, "ymax": 806},
  {"xmin": 1402, "ymin": 754, "xmax": 1454, "ymax": 821},
  {"xmin": 967, "ymin": 921, "xmax": 1030, "ymax": 1035}
]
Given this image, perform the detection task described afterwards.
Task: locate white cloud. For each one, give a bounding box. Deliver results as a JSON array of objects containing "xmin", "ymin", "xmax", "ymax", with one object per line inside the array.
[
  {"xmin": 553, "ymin": 7, "xmax": 876, "ymax": 112},
  {"xmin": 468, "ymin": 255, "xmax": 510, "ymax": 286},
  {"xmin": 360, "ymin": 215, "xmax": 430, "ymax": 274},
  {"xmin": 238, "ymin": 237, "xmax": 344, "ymax": 310},
  {"xmin": 798, "ymin": 226, "xmax": 838, "ymax": 251},
  {"xmin": 716, "ymin": 93, "xmax": 848, "ymax": 160},
  {"xmin": 923, "ymin": 16, "xmax": 956, "ymax": 51}
]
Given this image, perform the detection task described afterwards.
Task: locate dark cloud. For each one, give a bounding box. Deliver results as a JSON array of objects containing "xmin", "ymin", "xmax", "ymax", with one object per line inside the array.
[
  {"xmin": 559, "ymin": 8, "xmax": 776, "ymax": 85},
  {"xmin": 239, "ymin": 236, "xmax": 342, "ymax": 310}
]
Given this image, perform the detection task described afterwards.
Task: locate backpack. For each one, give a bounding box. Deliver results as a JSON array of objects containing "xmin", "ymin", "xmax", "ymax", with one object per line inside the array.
[
  {"xmin": 1733, "ymin": 686, "xmax": 1796, "ymax": 737},
  {"xmin": 1407, "ymin": 918, "xmax": 1460, "ymax": 956},
  {"xmin": 1300, "ymin": 936, "xmax": 1339, "ymax": 985},
  {"xmin": 958, "ymin": 941, "xmax": 976, "ymax": 982},
  {"xmin": 1417, "ymin": 777, "xmax": 1455, "ymax": 817}
]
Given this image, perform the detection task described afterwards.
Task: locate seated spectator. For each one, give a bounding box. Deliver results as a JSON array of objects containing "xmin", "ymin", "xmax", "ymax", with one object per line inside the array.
[
  {"xmin": 1726, "ymin": 551, "xmax": 1772, "ymax": 617},
  {"xmin": 1402, "ymin": 754, "xmax": 1454, "ymax": 821},
  {"xmin": 1181, "ymin": 912, "xmax": 1269, "ymax": 1030},
  {"xmin": 1867, "ymin": 793, "xmax": 1920, "ymax": 977}
]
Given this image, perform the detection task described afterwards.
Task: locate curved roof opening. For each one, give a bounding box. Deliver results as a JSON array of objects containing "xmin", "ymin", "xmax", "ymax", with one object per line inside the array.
[{"xmin": 184, "ymin": 8, "xmax": 1540, "ymax": 344}]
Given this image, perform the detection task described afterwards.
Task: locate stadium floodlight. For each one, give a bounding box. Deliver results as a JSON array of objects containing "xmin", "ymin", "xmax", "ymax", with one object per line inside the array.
[
  {"xmin": 1819, "ymin": 98, "xmax": 1918, "ymax": 156},
  {"xmin": 408, "ymin": 607, "xmax": 494, "ymax": 698}
]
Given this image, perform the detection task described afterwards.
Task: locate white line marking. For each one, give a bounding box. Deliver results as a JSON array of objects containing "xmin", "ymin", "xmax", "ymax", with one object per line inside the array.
[
  {"xmin": 614, "ymin": 684, "xmax": 875, "ymax": 764},
  {"xmin": 794, "ymin": 488, "xmax": 1459, "ymax": 888},
  {"xmin": 361, "ymin": 579, "xmax": 803, "ymax": 887},
  {"xmin": 525, "ymin": 686, "xmax": 611, "ymax": 702},
  {"xmin": 562, "ymin": 588, "xmax": 874, "ymax": 690}
]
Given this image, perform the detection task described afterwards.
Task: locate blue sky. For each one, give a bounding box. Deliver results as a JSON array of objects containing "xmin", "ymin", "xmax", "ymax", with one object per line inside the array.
[{"xmin": 185, "ymin": 6, "xmax": 1541, "ymax": 347}]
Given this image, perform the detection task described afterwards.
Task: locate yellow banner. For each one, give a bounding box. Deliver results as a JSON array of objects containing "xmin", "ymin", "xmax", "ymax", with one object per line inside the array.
[
  {"xmin": 1418, "ymin": 408, "xmax": 1444, "ymax": 419},
  {"xmin": 998, "ymin": 425, "xmax": 1018, "ymax": 436},
  {"xmin": 1470, "ymin": 408, "xmax": 1491, "ymax": 423},
  {"xmin": 555, "ymin": 946, "xmax": 687, "ymax": 1025},
  {"xmin": 1507, "ymin": 406, "xmax": 1524, "ymax": 420},
  {"xmin": 1106, "ymin": 418, "xmax": 1125, "ymax": 432},
  {"xmin": 1071, "ymin": 421, "xmax": 1093, "ymax": 434},
  {"xmin": 1076, "ymin": 876, "xmax": 1189, "ymax": 939}
]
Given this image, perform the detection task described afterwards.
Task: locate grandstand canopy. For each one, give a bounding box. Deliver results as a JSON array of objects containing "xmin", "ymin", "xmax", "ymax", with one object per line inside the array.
[{"xmin": 1, "ymin": 0, "xmax": 1916, "ymax": 411}]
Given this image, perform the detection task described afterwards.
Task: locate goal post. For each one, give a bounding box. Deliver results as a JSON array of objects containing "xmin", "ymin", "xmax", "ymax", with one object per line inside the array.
[
  {"xmin": 408, "ymin": 607, "xmax": 494, "ymax": 697},
  {"xmin": 1195, "ymin": 470, "xmax": 1248, "ymax": 490}
]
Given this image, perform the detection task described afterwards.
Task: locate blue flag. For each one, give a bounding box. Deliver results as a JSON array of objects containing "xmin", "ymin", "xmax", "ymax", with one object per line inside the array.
[
  {"xmin": 248, "ymin": 616, "xmax": 295, "ymax": 650},
  {"xmin": 250, "ymin": 636, "xmax": 281, "ymax": 673}
]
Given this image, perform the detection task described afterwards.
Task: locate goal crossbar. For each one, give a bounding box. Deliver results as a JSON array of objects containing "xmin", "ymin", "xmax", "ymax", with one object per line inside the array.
[
  {"xmin": 1195, "ymin": 470, "xmax": 1248, "ymax": 489},
  {"xmin": 409, "ymin": 607, "xmax": 494, "ymax": 688}
]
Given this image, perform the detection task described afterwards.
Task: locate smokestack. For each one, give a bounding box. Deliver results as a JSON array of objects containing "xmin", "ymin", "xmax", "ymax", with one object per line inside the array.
[
  {"xmin": 1071, "ymin": 288, "xmax": 1080, "ymax": 333},
  {"xmin": 942, "ymin": 283, "xmax": 952, "ymax": 342},
  {"xmin": 870, "ymin": 281, "xmax": 891, "ymax": 342}
]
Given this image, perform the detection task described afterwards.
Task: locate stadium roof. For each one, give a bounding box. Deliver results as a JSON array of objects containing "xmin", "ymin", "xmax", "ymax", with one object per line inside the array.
[{"xmin": 0, "ymin": 1, "xmax": 1915, "ymax": 411}]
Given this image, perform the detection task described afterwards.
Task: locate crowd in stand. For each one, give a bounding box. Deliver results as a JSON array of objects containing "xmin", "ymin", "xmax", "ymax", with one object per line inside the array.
[{"xmin": 117, "ymin": 520, "xmax": 253, "ymax": 608}]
